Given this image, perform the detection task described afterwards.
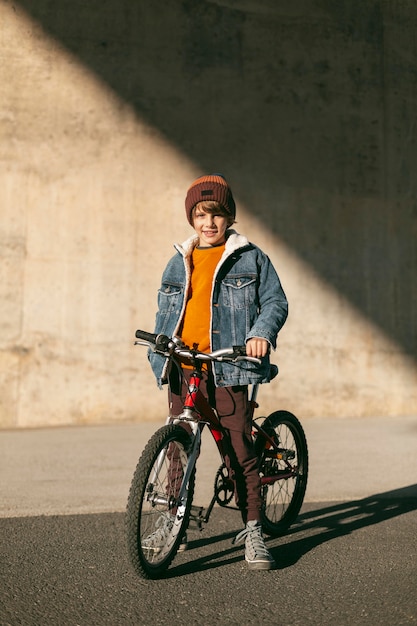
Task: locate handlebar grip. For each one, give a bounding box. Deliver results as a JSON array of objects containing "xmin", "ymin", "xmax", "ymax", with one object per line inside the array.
[
  {"xmin": 135, "ymin": 330, "xmax": 158, "ymax": 343},
  {"xmin": 135, "ymin": 330, "xmax": 172, "ymax": 353},
  {"xmin": 233, "ymin": 345, "xmax": 247, "ymax": 356}
]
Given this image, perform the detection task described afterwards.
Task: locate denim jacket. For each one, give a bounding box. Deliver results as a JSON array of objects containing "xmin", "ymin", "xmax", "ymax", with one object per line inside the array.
[{"xmin": 148, "ymin": 230, "xmax": 288, "ymax": 388}]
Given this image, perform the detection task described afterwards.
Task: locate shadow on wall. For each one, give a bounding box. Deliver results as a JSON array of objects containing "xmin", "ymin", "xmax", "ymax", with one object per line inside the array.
[{"xmin": 17, "ymin": 0, "xmax": 417, "ymax": 359}]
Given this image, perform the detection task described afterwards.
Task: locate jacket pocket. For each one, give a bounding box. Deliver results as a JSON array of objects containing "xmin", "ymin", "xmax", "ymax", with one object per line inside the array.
[
  {"xmin": 220, "ymin": 274, "xmax": 257, "ymax": 309},
  {"xmin": 157, "ymin": 282, "xmax": 182, "ymax": 314}
]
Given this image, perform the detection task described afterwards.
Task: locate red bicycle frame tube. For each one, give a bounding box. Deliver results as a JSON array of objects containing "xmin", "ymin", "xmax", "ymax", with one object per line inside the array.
[
  {"xmin": 181, "ymin": 366, "xmax": 295, "ymax": 485},
  {"xmin": 183, "ymin": 370, "xmax": 227, "ymax": 447}
]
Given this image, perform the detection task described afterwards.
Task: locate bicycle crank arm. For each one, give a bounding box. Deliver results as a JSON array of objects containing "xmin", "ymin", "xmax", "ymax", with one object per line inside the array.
[
  {"xmin": 261, "ymin": 470, "xmax": 300, "ymax": 484},
  {"xmin": 263, "ymin": 448, "xmax": 296, "ymax": 461},
  {"xmin": 187, "ymin": 495, "xmax": 222, "ymax": 529}
]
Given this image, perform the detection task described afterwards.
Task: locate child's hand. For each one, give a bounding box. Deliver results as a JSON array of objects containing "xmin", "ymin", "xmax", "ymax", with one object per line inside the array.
[{"xmin": 246, "ymin": 337, "xmax": 269, "ymax": 358}]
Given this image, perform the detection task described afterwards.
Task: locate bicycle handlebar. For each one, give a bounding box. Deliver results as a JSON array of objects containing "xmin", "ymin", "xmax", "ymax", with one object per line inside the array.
[{"xmin": 134, "ymin": 329, "xmax": 262, "ymax": 365}]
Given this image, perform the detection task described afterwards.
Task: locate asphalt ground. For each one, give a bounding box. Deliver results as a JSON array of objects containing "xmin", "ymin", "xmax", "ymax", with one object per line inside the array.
[
  {"xmin": 1, "ymin": 415, "xmax": 416, "ymax": 517},
  {"xmin": 1, "ymin": 416, "xmax": 416, "ymax": 625}
]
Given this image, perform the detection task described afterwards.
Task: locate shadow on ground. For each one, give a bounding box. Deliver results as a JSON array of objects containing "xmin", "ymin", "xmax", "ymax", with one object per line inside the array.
[
  {"xmin": 167, "ymin": 483, "xmax": 417, "ymax": 576},
  {"xmin": 0, "ymin": 485, "xmax": 415, "ymax": 626}
]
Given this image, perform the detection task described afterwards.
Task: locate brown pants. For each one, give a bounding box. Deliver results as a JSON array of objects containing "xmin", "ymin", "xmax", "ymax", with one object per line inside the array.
[{"xmin": 168, "ymin": 366, "xmax": 262, "ymax": 523}]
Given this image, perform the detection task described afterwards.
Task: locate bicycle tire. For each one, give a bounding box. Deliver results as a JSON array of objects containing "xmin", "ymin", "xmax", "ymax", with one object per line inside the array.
[
  {"xmin": 126, "ymin": 424, "xmax": 195, "ymax": 579},
  {"xmin": 255, "ymin": 410, "xmax": 308, "ymax": 537}
]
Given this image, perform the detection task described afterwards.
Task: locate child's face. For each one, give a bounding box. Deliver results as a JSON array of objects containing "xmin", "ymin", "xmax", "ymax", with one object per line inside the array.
[{"xmin": 193, "ymin": 207, "xmax": 228, "ymax": 247}]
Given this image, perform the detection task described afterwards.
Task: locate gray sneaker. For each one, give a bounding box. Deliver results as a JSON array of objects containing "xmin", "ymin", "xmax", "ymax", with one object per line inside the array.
[
  {"xmin": 142, "ymin": 513, "xmax": 187, "ymax": 554},
  {"xmin": 178, "ymin": 533, "xmax": 188, "ymax": 552},
  {"xmin": 142, "ymin": 512, "xmax": 174, "ymax": 554},
  {"xmin": 233, "ymin": 520, "xmax": 276, "ymax": 570}
]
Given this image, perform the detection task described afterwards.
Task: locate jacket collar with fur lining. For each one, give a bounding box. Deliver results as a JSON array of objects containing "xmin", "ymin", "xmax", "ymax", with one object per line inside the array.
[{"xmin": 174, "ymin": 229, "xmax": 249, "ymax": 259}]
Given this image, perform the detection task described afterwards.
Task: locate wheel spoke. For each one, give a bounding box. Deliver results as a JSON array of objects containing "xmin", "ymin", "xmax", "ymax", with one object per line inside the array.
[
  {"xmin": 126, "ymin": 425, "xmax": 195, "ymax": 578},
  {"xmin": 256, "ymin": 411, "xmax": 308, "ymax": 536}
]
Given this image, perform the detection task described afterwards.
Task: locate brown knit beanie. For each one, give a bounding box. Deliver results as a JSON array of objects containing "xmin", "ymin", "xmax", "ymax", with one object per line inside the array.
[{"xmin": 185, "ymin": 174, "xmax": 236, "ymax": 225}]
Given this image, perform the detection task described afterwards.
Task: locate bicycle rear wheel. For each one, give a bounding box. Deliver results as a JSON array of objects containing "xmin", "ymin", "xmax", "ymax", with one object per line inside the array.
[
  {"xmin": 126, "ymin": 424, "xmax": 195, "ymax": 579},
  {"xmin": 255, "ymin": 410, "xmax": 308, "ymax": 536}
]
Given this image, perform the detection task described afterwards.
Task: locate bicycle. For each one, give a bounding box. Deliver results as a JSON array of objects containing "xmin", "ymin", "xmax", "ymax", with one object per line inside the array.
[{"xmin": 126, "ymin": 330, "xmax": 308, "ymax": 579}]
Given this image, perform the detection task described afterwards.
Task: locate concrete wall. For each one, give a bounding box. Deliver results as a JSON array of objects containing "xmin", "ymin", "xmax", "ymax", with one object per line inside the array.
[{"xmin": 1, "ymin": 0, "xmax": 416, "ymax": 428}]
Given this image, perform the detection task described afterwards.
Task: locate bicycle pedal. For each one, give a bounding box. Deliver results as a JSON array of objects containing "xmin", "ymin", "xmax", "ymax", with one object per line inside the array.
[
  {"xmin": 188, "ymin": 505, "xmax": 205, "ymax": 530},
  {"xmin": 265, "ymin": 449, "xmax": 296, "ymax": 461}
]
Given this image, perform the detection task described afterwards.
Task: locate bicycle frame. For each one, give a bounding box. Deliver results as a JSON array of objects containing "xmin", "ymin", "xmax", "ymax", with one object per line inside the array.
[
  {"xmin": 127, "ymin": 331, "xmax": 308, "ymax": 578},
  {"xmin": 165, "ymin": 363, "xmax": 229, "ymax": 527},
  {"xmin": 165, "ymin": 357, "xmax": 299, "ymax": 530}
]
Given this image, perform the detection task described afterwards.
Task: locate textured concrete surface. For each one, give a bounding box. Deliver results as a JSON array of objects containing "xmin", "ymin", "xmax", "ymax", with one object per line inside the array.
[
  {"xmin": 1, "ymin": 2, "xmax": 416, "ymax": 427},
  {"xmin": 1, "ymin": 415, "xmax": 416, "ymax": 518}
]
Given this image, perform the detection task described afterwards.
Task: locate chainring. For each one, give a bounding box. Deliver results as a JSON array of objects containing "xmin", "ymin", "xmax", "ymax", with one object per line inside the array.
[{"xmin": 214, "ymin": 463, "xmax": 234, "ymax": 506}]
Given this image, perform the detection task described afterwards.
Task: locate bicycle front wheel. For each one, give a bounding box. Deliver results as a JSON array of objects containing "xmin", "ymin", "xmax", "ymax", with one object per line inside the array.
[
  {"xmin": 256, "ymin": 410, "xmax": 308, "ymax": 536},
  {"xmin": 126, "ymin": 424, "xmax": 195, "ymax": 579}
]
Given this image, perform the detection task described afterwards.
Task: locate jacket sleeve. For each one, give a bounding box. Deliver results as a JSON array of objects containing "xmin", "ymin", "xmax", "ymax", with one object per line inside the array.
[
  {"xmin": 146, "ymin": 251, "xmax": 187, "ymax": 387},
  {"xmin": 245, "ymin": 250, "xmax": 288, "ymax": 349}
]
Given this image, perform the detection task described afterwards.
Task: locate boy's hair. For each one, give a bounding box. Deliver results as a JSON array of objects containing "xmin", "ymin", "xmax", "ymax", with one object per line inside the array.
[{"xmin": 191, "ymin": 201, "xmax": 236, "ymax": 227}]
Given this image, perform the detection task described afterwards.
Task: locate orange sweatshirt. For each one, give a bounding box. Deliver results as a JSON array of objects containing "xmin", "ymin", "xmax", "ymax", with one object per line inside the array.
[{"xmin": 180, "ymin": 244, "xmax": 225, "ymax": 351}]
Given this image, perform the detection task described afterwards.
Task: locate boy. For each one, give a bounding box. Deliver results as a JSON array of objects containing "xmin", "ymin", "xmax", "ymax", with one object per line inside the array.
[{"xmin": 148, "ymin": 174, "xmax": 288, "ymax": 570}]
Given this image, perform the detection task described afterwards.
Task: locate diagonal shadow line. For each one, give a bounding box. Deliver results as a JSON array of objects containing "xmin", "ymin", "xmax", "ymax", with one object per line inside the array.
[
  {"xmin": 275, "ymin": 485, "xmax": 417, "ymax": 568},
  {"xmin": 13, "ymin": 1, "xmax": 417, "ymax": 361},
  {"xmin": 193, "ymin": 488, "xmax": 417, "ymax": 551},
  {"xmin": 165, "ymin": 530, "xmax": 253, "ymax": 578},
  {"xmin": 165, "ymin": 484, "xmax": 417, "ymax": 577}
]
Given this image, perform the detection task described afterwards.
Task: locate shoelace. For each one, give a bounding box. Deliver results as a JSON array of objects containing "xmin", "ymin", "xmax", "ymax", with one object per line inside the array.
[
  {"xmin": 233, "ymin": 521, "xmax": 261, "ymax": 544},
  {"xmin": 143, "ymin": 512, "xmax": 173, "ymax": 545},
  {"xmin": 155, "ymin": 512, "xmax": 174, "ymax": 534},
  {"xmin": 232, "ymin": 522, "xmax": 272, "ymax": 559},
  {"xmin": 233, "ymin": 526, "xmax": 250, "ymax": 546}
]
